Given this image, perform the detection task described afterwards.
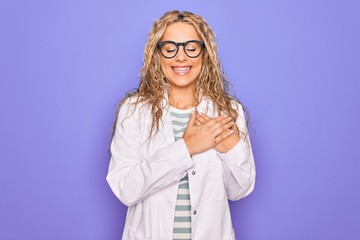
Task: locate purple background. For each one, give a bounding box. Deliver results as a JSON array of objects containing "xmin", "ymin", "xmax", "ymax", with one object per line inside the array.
[{"xmin": 1, "ymin": 0, "xmax": 359, "ymax": 239}]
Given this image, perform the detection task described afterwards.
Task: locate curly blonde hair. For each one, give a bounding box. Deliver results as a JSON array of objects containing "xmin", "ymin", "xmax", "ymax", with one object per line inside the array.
[{"xmin": 113, "ymin": 10, "xmax": 249, "ymax": 139}]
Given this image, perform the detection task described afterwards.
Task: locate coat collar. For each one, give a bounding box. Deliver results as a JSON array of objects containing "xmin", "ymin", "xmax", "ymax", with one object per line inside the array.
[{"xmin": 161, "ymin": 93, "xmax": 216, "ymax": 117}]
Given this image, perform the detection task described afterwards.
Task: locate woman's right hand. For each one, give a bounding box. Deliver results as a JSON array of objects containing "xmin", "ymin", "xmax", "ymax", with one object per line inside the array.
[{"xmin": 182, "ymin": 113, "xmax": 234, "ymax": 156}]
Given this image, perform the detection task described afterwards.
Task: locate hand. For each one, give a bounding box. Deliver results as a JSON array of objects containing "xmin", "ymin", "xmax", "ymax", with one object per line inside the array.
[
  {"xmin": 195, "ymin": 113, "xmax": 240, "ymax": 153},
  {"xmin": 183, "ymin": 113, "xmax": 235, "ymax": 156}
]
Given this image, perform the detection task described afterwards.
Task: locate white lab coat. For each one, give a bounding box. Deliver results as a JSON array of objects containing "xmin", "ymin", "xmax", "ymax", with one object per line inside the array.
[{"xmin": 106, "ymin": 96, "xmax": 256, "ymax": 240}]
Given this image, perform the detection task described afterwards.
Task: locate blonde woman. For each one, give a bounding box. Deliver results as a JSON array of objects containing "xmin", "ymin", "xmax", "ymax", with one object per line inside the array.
[{"xmin": 107, "ymin": 10, "xmax": 256, "ymax": 240}]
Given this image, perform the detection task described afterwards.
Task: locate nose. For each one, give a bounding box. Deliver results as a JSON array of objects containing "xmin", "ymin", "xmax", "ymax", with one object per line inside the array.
[{"xmin": 175, "ymin": 46, "xmax": 187, "ymax": 62}]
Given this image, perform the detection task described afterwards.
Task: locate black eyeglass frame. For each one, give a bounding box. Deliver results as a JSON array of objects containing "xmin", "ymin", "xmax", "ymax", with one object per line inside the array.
[{"xmin": 157, "ymin": 40, "xmax": 205, "ymax": 59}]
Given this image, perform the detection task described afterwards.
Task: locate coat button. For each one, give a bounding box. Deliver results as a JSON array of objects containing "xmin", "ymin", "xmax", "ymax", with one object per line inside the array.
[
  {"xmin": 191, "ymin": 171, "xmax": 196, "ymax": 175},
  {"xmin": 193, "ymin": 210, "xmax": 197, "ymax": 215}
]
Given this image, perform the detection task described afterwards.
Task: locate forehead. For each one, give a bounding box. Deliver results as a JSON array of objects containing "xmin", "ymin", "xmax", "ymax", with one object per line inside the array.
[{"xmin": 161, "ymin": 22, "xmax": 201, "ymax": 42}]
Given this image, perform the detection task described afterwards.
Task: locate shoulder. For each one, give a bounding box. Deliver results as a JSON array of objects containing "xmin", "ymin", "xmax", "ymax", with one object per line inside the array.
[
  {"xmin": 222, "ymin": 98, "xmax": 248, "ymax": 130},
  {"xmin": 208, "ymin": 96, "xmax": 245, "ymax": 116},
  {"xmin": 114, "ymin": 96, "xmax": 150, "ymax": 135},
  {"xmin": 114, "ymin": 97, "xmax": 152, "ymax": 131},
  {"xmin": 232, "ymin": 100, "xmax": 246, "ymax": 118},
  {"xmin": 119, "ymin": 96, "xmax": 148, "ymax": 117},
  {"xmin": 231, "ymin": 100, "xmax": 249, "ymax": 133}
]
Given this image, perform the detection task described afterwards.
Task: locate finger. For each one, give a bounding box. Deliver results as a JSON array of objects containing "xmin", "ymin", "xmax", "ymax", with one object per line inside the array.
[
  {"xmin": 231, "ymin": 124, "xmax": 239, "ymax": 133},
  {"xmin": 187, "ymin": 112, "xmax": 196, "ymax": 127},
  {"xmin": 201, "ymin": 114, "xmax": 212, "ymax": 121},
  {"xmin": 226, "ymin": 121, "xmax": 235, "ymax": 129},
  {"xmin": 213, "ymin": 121, "xmax": 234, "ymax": 137},
  {"xmin": 197, "ymin": 114, "xmax": 208, "ymax": 124},
  {"xmin": 209, "ymin": 116, "xmax": 232, "ymax": 132},
  {"xmin": 207, "ymin": 115, "xmax": 227, "ymax": 127},
  {"xmin": 214, "ymin": 128, "xmax": 234, "ymax": 145},
  {"xmin": 217, "ymin": 116, "xmax": 232, "ymax": 125},
  {"xmin": 194, "ymin": 119, "xmax": 202, "ymax": 126}
]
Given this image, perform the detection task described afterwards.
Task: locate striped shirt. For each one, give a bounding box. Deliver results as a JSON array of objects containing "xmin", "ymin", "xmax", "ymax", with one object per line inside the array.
[{"xmin": 169, "ymin": 106, "xmax": 193, "ymax": 240}]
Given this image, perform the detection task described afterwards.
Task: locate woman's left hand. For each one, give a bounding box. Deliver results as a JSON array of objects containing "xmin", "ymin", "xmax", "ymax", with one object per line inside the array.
[{"xmin": 195, "ymin": 113, "xmax": 240, "ymax": 153}]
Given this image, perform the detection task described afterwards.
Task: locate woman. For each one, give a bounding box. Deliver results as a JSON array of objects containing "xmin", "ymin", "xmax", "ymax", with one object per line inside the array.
[{"xmin": 107, "ymin": 10, "xmax": 256, "ymax": 240}]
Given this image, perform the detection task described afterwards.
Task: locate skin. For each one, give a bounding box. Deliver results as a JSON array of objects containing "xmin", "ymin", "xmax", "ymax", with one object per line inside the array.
[
  {"xmin": 160, "ymin": 22, "xmax": 202, "ymax": 109},
  {"xmin": 195, "ymin": 113, "xmax": 240, "ymax": 153},
  {"xmin": 160, "ymin": 22, "xmax": 239, "ymax": 155}
]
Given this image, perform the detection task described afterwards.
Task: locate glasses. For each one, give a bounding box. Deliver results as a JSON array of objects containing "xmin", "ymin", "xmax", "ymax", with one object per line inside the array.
[{"xmin": 157, "ymin": 40, "xmax": 205, "ymax": 59}]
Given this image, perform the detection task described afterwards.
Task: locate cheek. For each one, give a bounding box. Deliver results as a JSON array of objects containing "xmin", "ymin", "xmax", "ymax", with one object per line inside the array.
[
  {"xmin": 194, "ymin": 59, "xmax": 203, "ymax": 74},
  {"xmin": 160, "ymin": 59, "xmax": 170, "ymax": 73},
  {"xmin": 160, "ymin": 62, "xmax": 167, "ymax": 79},
  {"xmin": 195, "ymin": 56, "xmax": 203, "ymax": 67}
]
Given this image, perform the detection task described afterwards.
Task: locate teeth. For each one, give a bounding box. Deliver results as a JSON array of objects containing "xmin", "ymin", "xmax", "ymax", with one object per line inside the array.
[{"xmin": 173, "ymin": 67, "xmax": 190, "ymax": 71}]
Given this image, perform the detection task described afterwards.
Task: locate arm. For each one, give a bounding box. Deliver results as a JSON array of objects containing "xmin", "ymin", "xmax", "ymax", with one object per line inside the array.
[
  {"xmin": 106, "ymin": 100, "xmax": 194, "ymax": 206},
  {"xmin": 217, "ymin": 103, "xmax": 256, "ymax": 200},
  {"xmin": 195, "ymin": 103, "xmax": 256, "ymax": 200}
]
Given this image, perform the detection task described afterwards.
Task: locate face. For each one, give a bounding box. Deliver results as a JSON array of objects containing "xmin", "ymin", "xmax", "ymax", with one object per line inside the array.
[{"xmin": 159, "ymin": 22, "xmax": 203, "ymax": 92}]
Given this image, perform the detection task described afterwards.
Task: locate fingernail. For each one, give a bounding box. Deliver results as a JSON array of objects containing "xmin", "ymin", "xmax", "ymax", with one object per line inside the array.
[{"xmin": 230, "ymin": 130, "xmax": 234, "ymax": 134}]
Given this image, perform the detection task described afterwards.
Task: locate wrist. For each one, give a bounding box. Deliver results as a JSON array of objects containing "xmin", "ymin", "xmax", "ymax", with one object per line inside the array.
[{"xmin": 183, "ymin": 138, "xmax": 194, "ymax": 156}]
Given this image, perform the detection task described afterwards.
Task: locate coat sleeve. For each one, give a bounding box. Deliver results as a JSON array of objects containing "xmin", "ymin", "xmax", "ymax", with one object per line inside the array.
[
  {"xmin": 216, "ymin": 102, "xmax": 256, "ymax": 201},
  {"xmin": 106, "ymin": 99, "xmax": 194, "ymax": 206}
]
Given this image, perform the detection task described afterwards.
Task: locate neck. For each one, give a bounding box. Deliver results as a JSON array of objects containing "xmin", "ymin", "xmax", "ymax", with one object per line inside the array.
[{"xmin": 168, "ymin": 87, "xmax": 196, "ymax": 110}]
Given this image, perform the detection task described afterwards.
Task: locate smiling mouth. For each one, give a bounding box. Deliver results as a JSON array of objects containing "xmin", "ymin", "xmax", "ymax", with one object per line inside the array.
[{"xmin": 172, "ymin": 66, "xmax": 192, "ymax": 75}]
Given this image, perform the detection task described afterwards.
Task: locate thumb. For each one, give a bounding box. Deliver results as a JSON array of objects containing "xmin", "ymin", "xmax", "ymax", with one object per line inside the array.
[{"xmin": 188, "ymin": 112, "xmax": 196, "ymax": 127}]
